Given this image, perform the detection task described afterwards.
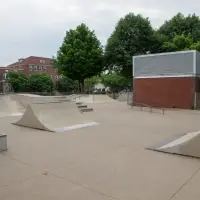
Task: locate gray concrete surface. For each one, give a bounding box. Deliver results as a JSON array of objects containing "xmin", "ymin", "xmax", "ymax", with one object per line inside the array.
[{"xmin": 1, "ymin": 102, "xmax": 200, "ymax": 199}]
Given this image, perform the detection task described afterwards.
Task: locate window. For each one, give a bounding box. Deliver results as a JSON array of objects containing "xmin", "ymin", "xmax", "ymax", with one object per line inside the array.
[
  {"xmin": 55, "ymin": 75, "xmax": 59, "ymax": 80},
  {"xmin": 40, "ymin": 60, "xmax": 45, "ymax": 64},
  {"xmin": 34, "ymin": 65, "xmax": 38, "ymax": 71},
  {"xmin": 29, "ymin": 65, "xmax": 33, "ymax": 71},
  {"xmin": 39, "ymin": 66, "xmax": 42, "ymax": 71},
  {"xmin": 43, "ymin": 66, "xmax": 47, "ymax": 71}
]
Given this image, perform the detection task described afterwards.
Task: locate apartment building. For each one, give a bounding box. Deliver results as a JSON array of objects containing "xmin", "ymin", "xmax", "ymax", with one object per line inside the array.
[{"xmin": 7, "ymin": 56, "xmax": 60, "ymax": 81}]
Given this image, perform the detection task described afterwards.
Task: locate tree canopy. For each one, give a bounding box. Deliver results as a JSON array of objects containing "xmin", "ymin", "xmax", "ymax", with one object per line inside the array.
[
  {"xmin": 55, "ymin": 76, "xmax": 76, "ymax": 93},
  {"xmin": 104, "ymin": 13, "xmax": 156, "ymax": 78},
  {"xmin": 101, "ymin": 73, "xmax": 131, "ymax": 93},
  {"xmin": 158, "ymin": 13, "xmax": 200, "ymax": 42},
  {"xmin": 162, "ymin": 34, "xmax": 200, "ymax": 52},
  {"xmin": 54, "ymin": 23, "xmax": 103, "ymax": 91}
]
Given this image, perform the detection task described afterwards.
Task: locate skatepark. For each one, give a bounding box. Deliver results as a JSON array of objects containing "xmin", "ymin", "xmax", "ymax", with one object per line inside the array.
[{"xmin": 1, "ymin": 94, "xmax": 200, "ymax": 200}]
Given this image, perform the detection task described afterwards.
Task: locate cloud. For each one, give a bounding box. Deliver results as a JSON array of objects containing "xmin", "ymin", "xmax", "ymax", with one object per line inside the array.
[{"xmin": 0, "ymin": 0, "xmax": 199, "ymax": 65}]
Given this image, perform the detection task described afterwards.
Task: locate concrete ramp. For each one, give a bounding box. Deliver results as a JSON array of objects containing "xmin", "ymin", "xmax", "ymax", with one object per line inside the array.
[
  {"xmin": 93, "ymin": 95, "xmax": 116, "ymax": 103},
  {"xmin": 13, "ymin": 102, "xmax": 98, "ymax": 132},
  {"xmin": 76, "ymin": 95, "xmax": 115, "ymax": 103},
  {"xmin": 147, "ymin": 131, "xmax": 200, "ymax": 158},
  {"xmin": 15, "ymin": 94, "xmax": 60, "ymax": 108},
  {"xmin": 0, "ymin": 95, "xmax": 22, "ymax": 117}
]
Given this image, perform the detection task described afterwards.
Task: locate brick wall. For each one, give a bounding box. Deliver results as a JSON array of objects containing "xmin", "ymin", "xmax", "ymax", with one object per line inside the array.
[
  {"xmin": 134, "ymin": 77, "xmax": 195, "ymax": 109},
  {"xmin": 9, "ymin": 65, "xmax": 59, "ymax": 82}
]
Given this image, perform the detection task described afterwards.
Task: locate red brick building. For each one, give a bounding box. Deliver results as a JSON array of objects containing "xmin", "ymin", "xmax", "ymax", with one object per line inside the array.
[
  {"xmin": 133, "ymin": 50, "xmax": 200, "ymax": 109},
  {"xmin": 7, "ymin": 56, "xmax": 59, "ymax": 81},
  {"xmin": 0, "ymin": 67, "xmax": 24, "ymax": 82}
]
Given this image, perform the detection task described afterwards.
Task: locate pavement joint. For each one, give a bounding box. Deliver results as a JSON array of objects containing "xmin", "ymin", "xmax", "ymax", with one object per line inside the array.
[
  {"xmin": 48, "ymin": 171, "xmax": 121, "ymax": 200},
  {"xmin": 169, "ymin": 165, "xmax": 200, "ymax": 200}
]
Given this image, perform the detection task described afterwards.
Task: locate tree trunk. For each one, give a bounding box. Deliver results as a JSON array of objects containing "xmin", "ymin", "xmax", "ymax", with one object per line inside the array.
[
  {"xmin": 78, "ymin": 80, "xmax": 81, "ymax": 93},
  {"xmin": 80, "ymin": 80, "xmax": 84, "ymax": 93},
  {"xmin": 78, "ymin": 80, "xmax": 85, "ymax": 93}
]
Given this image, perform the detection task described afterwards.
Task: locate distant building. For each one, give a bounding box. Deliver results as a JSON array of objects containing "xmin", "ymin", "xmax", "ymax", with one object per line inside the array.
[
  {"xmin": 0, "ymin": 67, "xmax": 24, "ymax": 82},
  {"xmin": 7, "ymin": 56, "xmax": 60, "ymax": 82},
  {"xmin": 133, "ymin": 50, "xmax": 200, "ymax": 109}
]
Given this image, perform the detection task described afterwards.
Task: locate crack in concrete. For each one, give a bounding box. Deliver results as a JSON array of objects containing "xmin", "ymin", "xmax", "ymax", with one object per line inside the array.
[
  {"xmin": 48, "ymin": 172, "xmax": 121, "ymax": 200},
  {"xmin": 169, "ymin": 164, "xmax": 200, "ymax": 200}
]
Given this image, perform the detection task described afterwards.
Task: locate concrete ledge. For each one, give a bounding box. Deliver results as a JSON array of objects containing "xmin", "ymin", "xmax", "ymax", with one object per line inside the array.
[
  {"xmin": 76, "ymin": 102, "xmax": 84, "ymax": 105},
  {"xmin": 78, "ymin": 105, "xmax": 88, "ymax": 108},
  {"xmin": 0, "ymin": 134, "xmax": 7, "ymax": 152},
  {"xmin": 80, "ymin": 108, "xmax": 94, "ymax": 112}
]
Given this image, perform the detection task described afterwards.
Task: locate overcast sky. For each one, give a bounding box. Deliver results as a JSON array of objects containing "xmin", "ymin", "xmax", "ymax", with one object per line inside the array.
[{"xmin": 0, "ymin": 0, "xmax": 199, "ymax": 66}]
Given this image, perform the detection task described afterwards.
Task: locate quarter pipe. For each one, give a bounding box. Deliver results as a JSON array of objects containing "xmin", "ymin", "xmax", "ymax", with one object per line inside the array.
[
  {"xmin": 13, "ymin": 102, "xmax": 98, "ymax": 132},
  {"xmin": 147, "ymin": 131, "xmax": 200, "ymax": 158}
]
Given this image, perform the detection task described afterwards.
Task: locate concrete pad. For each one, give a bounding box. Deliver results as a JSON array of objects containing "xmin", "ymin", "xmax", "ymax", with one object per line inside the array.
[
  {"xmin": 1, "ymin": 102, "xmax": 200, "ymax": 199},
  {"xmin": 170, "ymin": 169, "xmax": 200, "ymax": 200},
  {"xmin": 0, "ymin": 173, "xmax": 114, "ymax": 200},
  {"xmin": 13, "ymin": 102, "xmax": 98, "ymax": 132},
  {"xmin": 0, "ymin": 154, "xmax": 39, "ymax": 188}
]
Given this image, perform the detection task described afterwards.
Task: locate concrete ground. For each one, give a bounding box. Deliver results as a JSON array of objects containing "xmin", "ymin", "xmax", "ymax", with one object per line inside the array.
[{"xmin": 1, "ymin": 102, "xmax": 200, "ymax": 200}]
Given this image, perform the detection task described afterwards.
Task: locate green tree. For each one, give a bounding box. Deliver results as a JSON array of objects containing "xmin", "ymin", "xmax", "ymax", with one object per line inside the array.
[
  {"xmin": 162, "ymin": 34, "xmax": 200, "ymax": 52},
  {"xmin": 8, "ymin": 71, "xmax": 28, "ymax": 92},
  {"xmin": 84, "ymin": 76, "xmax": 101, "ymax": 92},
  {"xmin": 28, "ymin": 74, "xmax": 53, "ymax": 92},
  {"xmin": 55, "ymin": 76, "xmax": 76, "ymax": 93},
  {"xmin": 54, "ymin": 23, "xmax": 103, "ymax": 92},
  {"xmin": 104, "ymin": 13, "xmax": 156, "ymax": 78},
  {"xmin": 158, "ymin": 13, "xmax": 200, "ymax": 42},
  {"xmin": 101, "ymin": 73, "xmax": 131, "ymax": 93},
  {"xmin": 190, "ymin": 41, "xmax": 200, "ymax": 51}
]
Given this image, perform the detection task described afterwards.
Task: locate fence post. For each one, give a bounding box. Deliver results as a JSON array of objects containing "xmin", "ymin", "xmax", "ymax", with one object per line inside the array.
[
  {"xmin": 127, "ymin": 91, "xmax": 129, "ymax": 105},
  {"xmin": 194, "ymin": 92, "xmax": 197, "ymax": 109}
]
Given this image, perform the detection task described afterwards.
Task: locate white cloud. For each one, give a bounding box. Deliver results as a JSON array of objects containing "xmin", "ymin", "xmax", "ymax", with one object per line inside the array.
[{"xmin": 0, "ymin": 0, "xmax": 199, "ymax": 65}]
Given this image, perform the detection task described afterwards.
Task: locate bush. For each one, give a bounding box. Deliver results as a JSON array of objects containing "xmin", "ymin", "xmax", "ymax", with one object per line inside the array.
[
  {"xmin": 8, "ymin": 71, "xmax": 28, "ymax": 92},
  {"xmin": 28, "ymin": 74, "xmax": 53, "ymax": 92}
]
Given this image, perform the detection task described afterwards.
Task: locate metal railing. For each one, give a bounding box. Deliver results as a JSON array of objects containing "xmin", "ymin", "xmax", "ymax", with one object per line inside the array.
[{"xmin": 130, "ymin": 102, "xmax": 165, "ymax": 114}]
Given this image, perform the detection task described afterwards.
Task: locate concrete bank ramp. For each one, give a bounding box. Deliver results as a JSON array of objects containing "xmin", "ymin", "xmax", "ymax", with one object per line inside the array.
[
  {"xmin": 15, "ymin": 94, "xmax": 60, "ymax": 108},
  {"xmin": 147, "ymin": 131, "xmax": 200, "ymax": 158},
  {"xmin": 0, "ymin": 95, "xmax": 22, "ymax": 117},
  {"xmin": 13, "ymin": 102, "xmax": 98, "ymax": 132},
  {"xmin": 76, "ymin": 95, "xmax": 116, "ymax": 103},
  {"xmin": 14, "ymin": 94, "xmax": 78, "ymax": 108}
]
